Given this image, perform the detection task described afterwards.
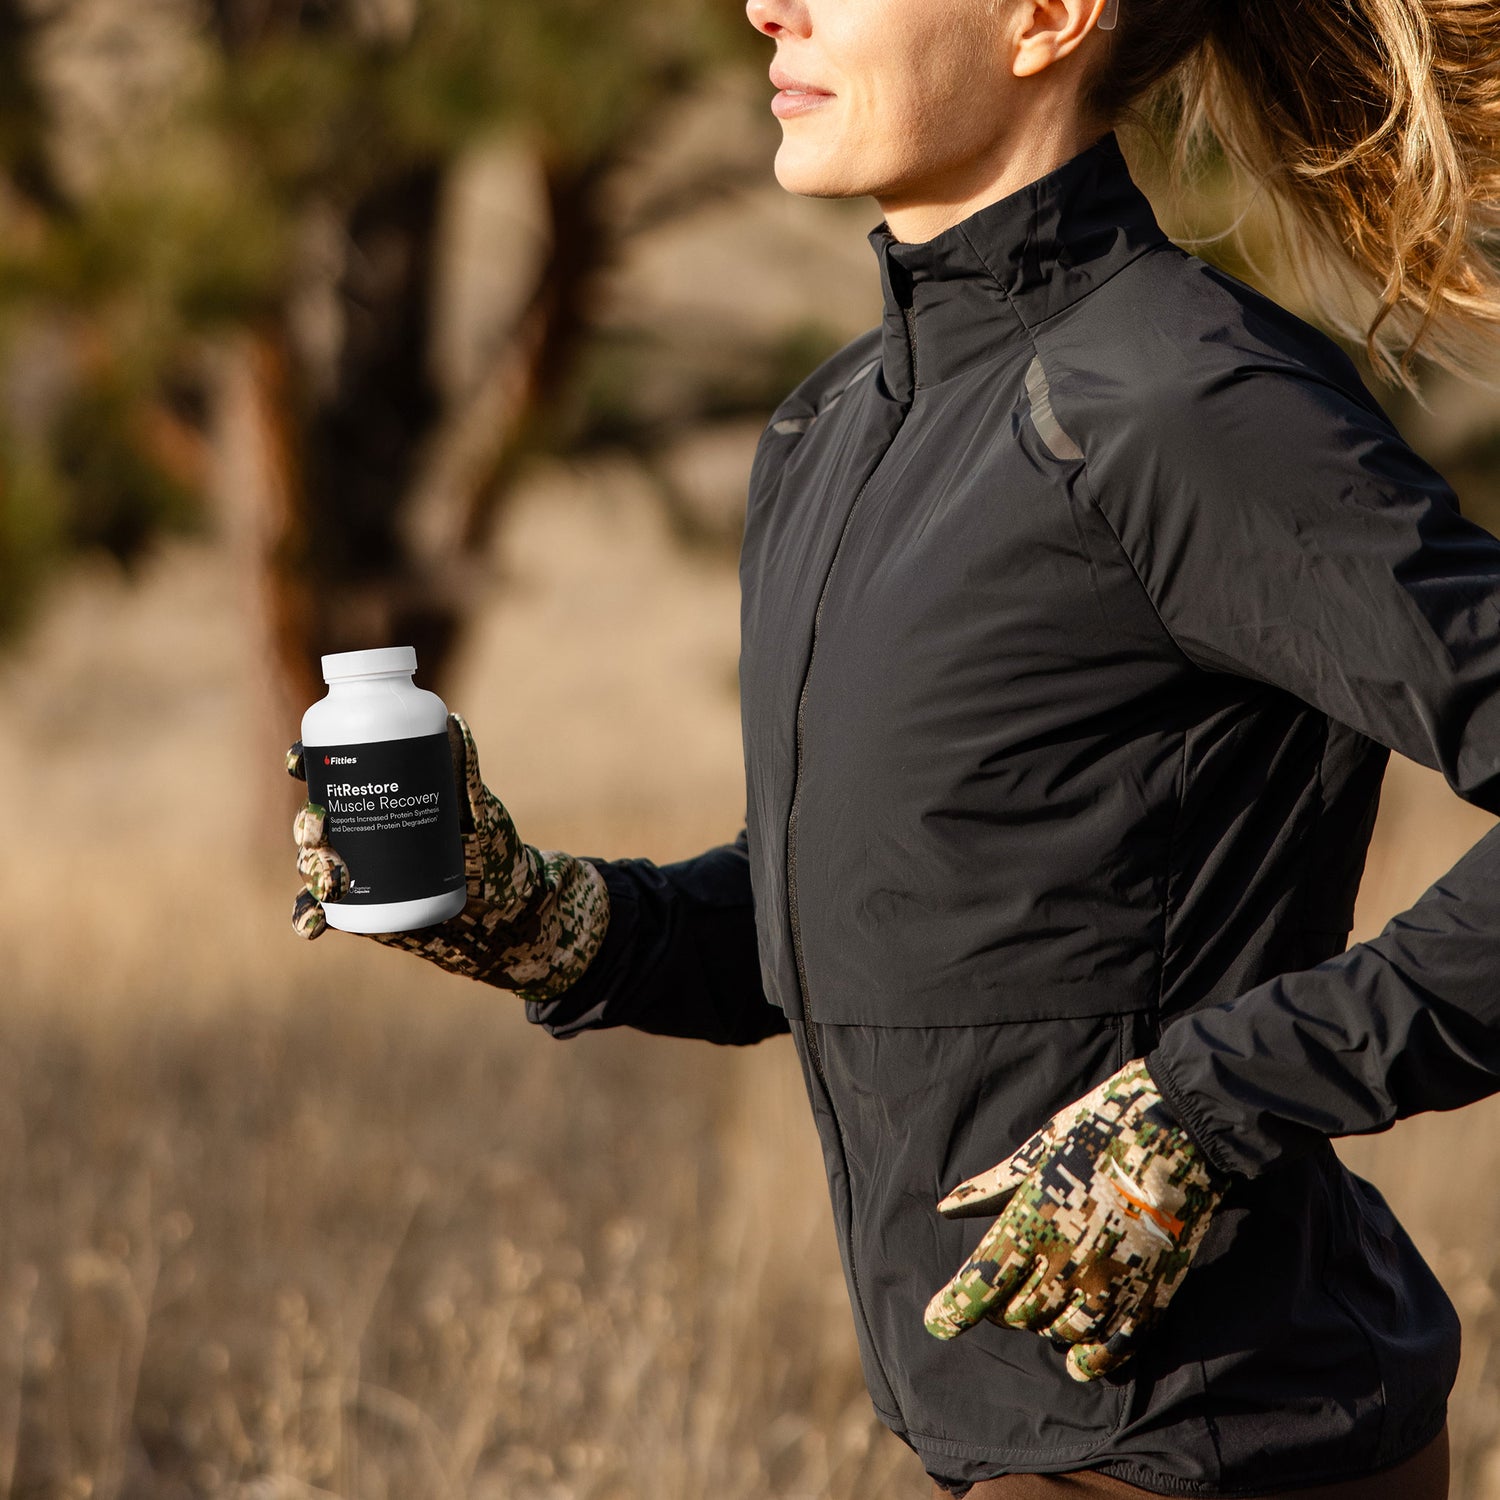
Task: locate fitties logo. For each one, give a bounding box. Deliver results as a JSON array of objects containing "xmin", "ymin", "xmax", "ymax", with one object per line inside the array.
[{"xmin": 325, "ymin": 754, "xmax": 358, "ymax": 766}]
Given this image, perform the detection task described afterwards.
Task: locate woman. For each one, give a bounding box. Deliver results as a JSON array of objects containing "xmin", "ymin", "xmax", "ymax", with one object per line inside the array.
[{"xmin": 289, "ymin": 0, "xmax": 1500, "ymax": 1493}]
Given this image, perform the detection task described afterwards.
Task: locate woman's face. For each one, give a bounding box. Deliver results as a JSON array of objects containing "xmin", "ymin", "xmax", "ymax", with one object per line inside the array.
[{"xmin": 746, "ymin": 0, "xmax": 1100, "ymax": 220}]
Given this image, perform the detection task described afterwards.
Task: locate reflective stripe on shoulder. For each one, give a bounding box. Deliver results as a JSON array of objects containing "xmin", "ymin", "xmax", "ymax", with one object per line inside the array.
[
  {"xmin": 771, "ymin": 355, "xmax": 881, "ymax": 435},
  {"xmin": 1024, "ymin": 354, "xmax": 1083, "ymax": 461}
]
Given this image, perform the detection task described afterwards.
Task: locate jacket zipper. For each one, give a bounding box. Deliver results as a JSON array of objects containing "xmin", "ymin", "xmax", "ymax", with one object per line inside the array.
[{"xmin": 785, "ymin": 312, "xmax": 915, "ymax": 1421}]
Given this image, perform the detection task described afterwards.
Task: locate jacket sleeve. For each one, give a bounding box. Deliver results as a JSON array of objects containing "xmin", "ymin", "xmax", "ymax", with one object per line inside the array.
[
  {"xmin": 522, "ymin": 825, "xmax": 790, "ymax": 1046},
  {"xmin": 1086, "ymin": 342, "xmax": 1500, "ymax": 1178}
]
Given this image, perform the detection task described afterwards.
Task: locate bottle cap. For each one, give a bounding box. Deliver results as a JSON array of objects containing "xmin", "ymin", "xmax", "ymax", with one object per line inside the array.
[{"xmin": 321, "ymin": 645, "xmax": 418, "ymax": 681}]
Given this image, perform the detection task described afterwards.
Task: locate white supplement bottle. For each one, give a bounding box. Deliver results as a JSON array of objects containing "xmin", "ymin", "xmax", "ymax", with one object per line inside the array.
[{"xmin": 300, "ymin": 646, "xmax": 468, "ymax": 933}]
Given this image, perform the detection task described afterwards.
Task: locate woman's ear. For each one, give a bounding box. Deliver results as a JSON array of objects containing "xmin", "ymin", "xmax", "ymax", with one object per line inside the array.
[{"xmin": 1012, "ymin": 0, "xmax": 1112, "ymax": 78}]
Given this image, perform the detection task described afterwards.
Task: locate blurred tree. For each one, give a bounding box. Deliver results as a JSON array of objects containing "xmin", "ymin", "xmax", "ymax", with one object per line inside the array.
[{"xmin": 0, "ymin": 0, "xmax": 841, "ymax": 718}]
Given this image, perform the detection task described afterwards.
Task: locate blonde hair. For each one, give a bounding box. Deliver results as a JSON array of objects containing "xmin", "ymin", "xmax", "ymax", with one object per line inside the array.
[{"xmin": 1076, "ymin": 0, "xmax": 1500, "ymax": 393}]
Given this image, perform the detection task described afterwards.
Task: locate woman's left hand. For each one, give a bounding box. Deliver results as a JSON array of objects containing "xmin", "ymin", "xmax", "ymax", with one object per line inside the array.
[{"xmin": 923, "ymin": 1058, "xmax": 1230, "ymax": 1381}]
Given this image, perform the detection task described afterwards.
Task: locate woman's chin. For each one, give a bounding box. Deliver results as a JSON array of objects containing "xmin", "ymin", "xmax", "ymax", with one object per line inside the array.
[{"xmin": 772, "ymin": 143, "xmax": 869, "ymax": 201}]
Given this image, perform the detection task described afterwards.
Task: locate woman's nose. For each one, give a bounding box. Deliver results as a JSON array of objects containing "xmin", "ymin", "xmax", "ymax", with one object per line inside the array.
[{"xmin": 745, "ymin": 0, "xmax": 811, "ymax": 38}]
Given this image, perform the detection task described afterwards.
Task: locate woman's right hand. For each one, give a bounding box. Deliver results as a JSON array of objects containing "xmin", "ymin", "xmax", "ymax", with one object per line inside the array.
[{"xmin": 286, "ymin": 711, "xmax": 611, "ymax": 1000}]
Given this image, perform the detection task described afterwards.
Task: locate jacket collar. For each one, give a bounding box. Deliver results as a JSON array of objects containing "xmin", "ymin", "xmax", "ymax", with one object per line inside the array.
[{"xmin": 867, "ymin": 130, "xmax": 1169, "ymax": 402}]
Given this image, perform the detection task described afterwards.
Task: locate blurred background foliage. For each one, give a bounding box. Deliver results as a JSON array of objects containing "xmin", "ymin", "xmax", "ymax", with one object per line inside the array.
[{"xmin": 0, "ymin": 0, "xmax": 844, "ymax": 714}]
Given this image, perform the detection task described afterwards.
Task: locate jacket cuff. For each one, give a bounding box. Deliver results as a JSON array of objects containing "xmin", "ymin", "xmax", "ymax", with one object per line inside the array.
[
  {"xmin": 522, "ymin": 858, "xmax": 636, "ymax": 1038},
  {"xmin": 1144, "ymin": 1043, "xmax": 1248, "ymax": 1180}
]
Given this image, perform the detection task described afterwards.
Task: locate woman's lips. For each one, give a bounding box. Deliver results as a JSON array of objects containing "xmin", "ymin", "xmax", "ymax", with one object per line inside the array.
[
  {"xmin": 769, "ymin": 67, "xmax": 833, "ymax": 119},
  {"xmin": 771, "ymin": 87, "xmax": 833, "ymax": 119}
]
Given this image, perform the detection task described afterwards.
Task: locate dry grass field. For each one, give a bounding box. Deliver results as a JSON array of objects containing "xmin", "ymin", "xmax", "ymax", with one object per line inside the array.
[{"xmin": 5, "ymin": 452, "xmax": 1500, "ymax": 1498}]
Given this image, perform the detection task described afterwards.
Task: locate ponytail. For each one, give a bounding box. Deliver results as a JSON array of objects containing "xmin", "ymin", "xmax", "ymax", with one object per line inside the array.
[{"xmin": 1082, "ymin": 0, "xmax": 1500, "ymax": 394}]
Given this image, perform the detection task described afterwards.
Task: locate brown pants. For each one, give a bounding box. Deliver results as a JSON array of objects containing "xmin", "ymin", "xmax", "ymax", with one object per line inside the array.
[{"xmin": 930, "ymin": 1422, "xmax": 1449, "ymax": 1499}]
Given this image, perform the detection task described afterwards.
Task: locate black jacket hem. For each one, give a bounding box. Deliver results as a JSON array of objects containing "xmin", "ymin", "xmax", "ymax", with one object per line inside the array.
[{"xmin": 918, "ymin": 1400, "xmax": 1448, "ymax": 1497}]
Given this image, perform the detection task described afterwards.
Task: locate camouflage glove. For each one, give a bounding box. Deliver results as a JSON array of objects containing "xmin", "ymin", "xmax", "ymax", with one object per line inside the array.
[
  {"xmin": 287, "ymin": 711, "xmax": 610, "ymax": 1003},
  {"xmin": 924, "ymin": 1058, "xmax": 1229, "ymax": 1382}
]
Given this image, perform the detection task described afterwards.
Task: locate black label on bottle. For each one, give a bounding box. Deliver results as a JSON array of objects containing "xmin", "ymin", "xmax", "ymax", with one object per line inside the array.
[{"xmin": 303, "ymin": 732, "xmax": 466, "ymax": 906}]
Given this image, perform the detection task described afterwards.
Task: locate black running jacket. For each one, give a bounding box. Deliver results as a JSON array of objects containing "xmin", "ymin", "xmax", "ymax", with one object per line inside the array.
[{"xmin": 523, "ymin": 130, "xmax": 1499, "ymax": 1494}]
